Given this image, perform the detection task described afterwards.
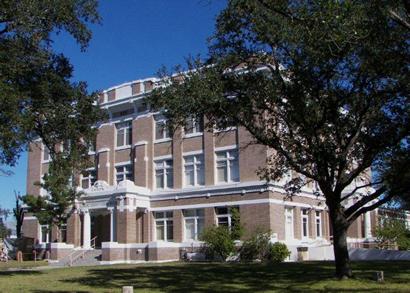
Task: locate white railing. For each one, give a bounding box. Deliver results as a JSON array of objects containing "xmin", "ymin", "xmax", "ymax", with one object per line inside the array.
[{"xmin": 68, "ymin": 236, "xmax": 98, "ymax": 266}]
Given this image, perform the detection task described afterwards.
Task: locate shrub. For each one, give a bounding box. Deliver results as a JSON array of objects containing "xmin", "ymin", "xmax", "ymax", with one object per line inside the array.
[
  {"xmin": 268, "ymin": 242, "xmax": 291, "ymax": 263},
  {"xmin": 200, "ymin": 226, "xmax": 235, "ymax": 261},
  {"xmin": 240, "ymin": 232, "xmax": 271, "ymax": 262}
]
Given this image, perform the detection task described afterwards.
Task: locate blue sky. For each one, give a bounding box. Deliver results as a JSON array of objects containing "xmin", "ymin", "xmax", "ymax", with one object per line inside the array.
[{"xmin": 0, "ymin": 0, "xmax": 227, "ymax": 211}]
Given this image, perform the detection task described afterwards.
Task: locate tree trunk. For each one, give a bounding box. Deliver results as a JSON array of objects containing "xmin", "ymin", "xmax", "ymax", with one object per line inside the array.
[{"xmin": 329, "ymin": 208, "xmax": 352, "ymax": 279}]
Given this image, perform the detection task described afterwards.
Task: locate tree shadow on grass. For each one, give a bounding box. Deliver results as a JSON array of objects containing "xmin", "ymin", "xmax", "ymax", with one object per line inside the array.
[
  {"xmin": 52, "ymin": 261, "xmax": 410, "ymax": 292},
  {"xmin": 0, "ymin": 270, "xmax": 43, "ymax": 277}
]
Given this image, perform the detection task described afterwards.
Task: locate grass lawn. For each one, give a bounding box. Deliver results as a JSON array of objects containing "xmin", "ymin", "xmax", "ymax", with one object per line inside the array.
[
  {"xmin": 0, "ymin": 261, "xmax": 409, "ymax": 292},
  {"xmin": 0, "ymin": 260, "xmax": 48, "ymax": 270}
]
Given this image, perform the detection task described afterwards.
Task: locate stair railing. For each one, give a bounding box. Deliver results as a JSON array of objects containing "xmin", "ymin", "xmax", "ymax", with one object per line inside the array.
[{"xmin": 69, "ymin": 236, "xmax": 98, "ymax": 266}]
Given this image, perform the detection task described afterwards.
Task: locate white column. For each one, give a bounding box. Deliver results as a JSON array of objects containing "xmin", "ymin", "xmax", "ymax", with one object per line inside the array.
[
  {"xmin": 364, "ymin": 211, "xmax": 372, "ymax": 239},
  {"xmin": 109, "ymin": 208, "xmax": 116, "ymax": 242},
  {"xmin": 83, "ymin": 209, "xmax": 91, "ymax": 248}
]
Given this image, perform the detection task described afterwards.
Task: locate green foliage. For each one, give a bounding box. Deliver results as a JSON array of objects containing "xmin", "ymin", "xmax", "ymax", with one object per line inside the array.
[
  {"xmin": 230, "ymin": 207, "xmax": 244, "ymax": 240},
  {"xmin": 13, "ymin": 193, "xmax": 24, "ymax": 238},
  {"xmin": 149, "ymin": 0, "xmax": 410, "ymax": 277},
  {"xmin": 240, "ymin": 231, "xmax": 271, "ymax": 262},
  {"xmin": 200, "ymin": 226, "xmax": 236, "ymax": 261},
  {"xmin": 375, "ymin": 214, "xmax": 410, "ymax": 250},
  {"xmin": 0, "ymin": 0, "xmax": 105, "ymax": 228},
  {"xmin": 268, "ymin": 242, "xmax": 291, "ymax": 263}
]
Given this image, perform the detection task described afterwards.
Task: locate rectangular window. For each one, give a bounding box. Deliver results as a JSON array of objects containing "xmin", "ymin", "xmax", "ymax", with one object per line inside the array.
[
  {"xmin": 81, "ymin": 169, "xmax": 97, "ymax": 189},
  {"xmin": 215, "ymin": 206, "xmax": 239, "ymax": 229},
  {"xmin": 184, "ymin": 116, "xmax": 204, "ymax": 136},
  {"xmin": 155, "ymin": 120, "xmax": 170, "ymax": 140},
  {"xmin": 116, "ymin": 164, "xmax": 133, "ymax": 184},
  {"xmin": 112, "ymin": 108, "xmax": 134, "ymax": 119},
  {"xmin": 135, "ymin": 100, "xmax": 148, "ymax": 113},
  {"xmin": 183, "ymin": 209, "xmax": 205, "ymax": 241},
  {"xmin": 40, "ymin": 225, "xmax": 50, "ymax": 243},
  {"xmin": 184, "ymin": 155, "xmax": 204, "ymax": 187},
  {"xmin": 154, "ymin": 211, "xmax": 173, "ymax": 241},
  {"xmin": 60, "ymin": 224, "xmax": 67, "ymax": 243},
  {"xmin": 216, "ymin": 150, "xmax": 239, "ymax": 183},
  {"xmin": 155, "ymin": 159, "xmax": 173, "ymax": 189},
  {"xmin": 285, "ymin": 208, "xmax": 294, "ymax": 240},
  {"xmin": 43, "ymin": 145, "xmax": 50, "ymax": 162},
  {"xmin": 315, "ymin": 211, "xmax": 322, "ymax": 238},
  {"xmin": 301, "ymin": 209, "xmax": 309, "ymax": 238},
  {"xmin": 116, "ymin": 122, "xmax": 132, "ymax": 147}
]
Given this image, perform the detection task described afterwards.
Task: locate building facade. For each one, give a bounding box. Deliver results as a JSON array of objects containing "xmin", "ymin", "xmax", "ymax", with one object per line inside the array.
[{"xmin": 23, "ymin": 77, "xmax": 379, "ymax": 263}]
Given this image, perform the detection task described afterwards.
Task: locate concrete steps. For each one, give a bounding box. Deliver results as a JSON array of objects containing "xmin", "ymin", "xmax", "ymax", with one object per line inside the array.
[{"xmin": 51, "ymin": 249, "xmax": 102, "ymax": 267}]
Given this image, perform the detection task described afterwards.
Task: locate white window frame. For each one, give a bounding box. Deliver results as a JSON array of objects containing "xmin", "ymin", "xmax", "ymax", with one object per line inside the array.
[
  {"xmin": 42, "ymin": 145, "xmax": 51, "ymax": 163},
  {"xmin": 184, "ymin": 116, "xmax": 204, "ymax": 138},
  {"xmin": 154, "ymin": 211, "xmax": 174, "ymax": 242},
  {"xmin": 215, "ymin": 206, "xmax": 239, "ymax": 228},
  {"xmin": 315, "ymin": 211, "xmax": 322, "ymax": 238},
  {"xmin": 183, "ymin": 154, "xmax": 205, "ymax": 187},
  {"xmin": 155, "ymin": 119, "xmax": 171, "ymax": 142},
  {"xmin": 115, "ymin": 164, "xmax": 133, "ymax": 184},
  {"xmin": 40, "ymin": 225, "xmax": 50, "ymax": 244},
  {"xmin": 81, "ymin": 169, "xmax": 97, "ymax": 189},
  {"xmin": 183, "ymin": 209, "xmax": 205, "ymax": 241},
  {"xmin": 216, "ymin": 149, "xmax": 239, "ymax": 183},
  {"xmin": 301, "ymin": 209, "xmax": 310, "ymax": 239},
  {"xmin": 155, "ymin": 159, "xmax": 173, "ymax": 189},
  {"xmin": 116, "ymin": 122, "xmax": 132, "ymax": 149},
  {"xmin": 285, "ymin": 207, "xmax": 294, "ymax": 240}
]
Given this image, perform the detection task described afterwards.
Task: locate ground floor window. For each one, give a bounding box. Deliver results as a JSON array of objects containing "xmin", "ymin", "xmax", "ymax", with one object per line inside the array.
[
  {"xmin": 301, "ymin": 209, "xmax": 309, "ymax": 238},
  {"xmin": 315, "ymin": 211, "xmax": 322, "ymax": 238},
  {"xmin": 183, "ymin": 209, "xmax": 205, "ymax": 241},
  {"xmin": 154, "ymin": 211, "xmax": 173, "ymax": 241},
  {"xmin": 60, "ymin": 224, "xmax": 67, "ymax": 243},
  {"xmin": 285, "ymin": 207, "xmax": 294, "ymax": 240},
  {"xmin": 215, "ymin": 206, "xmax": 240, "ymax": 231},
  {"xmin": 40, "ymin": 225, "xmax": 50, "ymax": 243}
]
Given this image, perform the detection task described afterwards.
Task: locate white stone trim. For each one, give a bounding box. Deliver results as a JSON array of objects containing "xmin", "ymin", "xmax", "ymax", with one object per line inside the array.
[
  {"xmin": 214, "ymin": 144, "xmax": 238, "ymax": 152},
  {"xmin": 115, "ymin": 145, "xmax": 132, "ymax": 151},
  {"xmin": 23, "ymin": 216, "xmax": 37, "ymax": 220},
  {"xmin": 134, "ymin": 141, "xmax": 148, "ymax": 147},
  {"xmin": 150, "ymin": 198, "xmax": 325, "ymax": 212},
  {"xmin": 97, "ymin": 147, "xmax": 110, "ymax": 153},
  {"xmin": 50, "ymin": 243, "xmax": 75, "ymax": 249},
  {"xmin": 182, "ymin": 150, "xmax": 204, "ymax": 156},
  {"xmin": 154, "ymin": 138, "xmax": 173, "ymax": 144},
  {"xmin": 114, "ymin": 161, "xmax": 132, "ymax": 167},
  {"xmin": 153, "ymin": 154, "xmax": 173, "ymax": 161}
]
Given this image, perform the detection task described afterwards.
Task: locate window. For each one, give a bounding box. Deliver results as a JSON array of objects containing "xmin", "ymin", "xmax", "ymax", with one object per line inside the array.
[
  {"xmin": 301, "ymin": 209, "xmax": 309, "ymax": 238},
  {"xmin": 184, "ymin": 116, "xmax": 204, "ymax": 136},
  {"xmin": 285, "ymin": 208, "xmax": 294, "ymax": 240},
  {"xmin": 40, "ymin": 225, "xmax": 50, "ymax": 243},
  {"xmin": 183, "ymin": 209, "xmax": 205, "ymax": 241},
  {"xmin": 216, "ymin": 150, "xmax": 239, "ymax": 183},
  {"xmin": 155, "ymin": 159, "xmax": 173, "ymax": 189},
  {"xmin": 184, "ymin": 155, "xmax": 204, "ymax": 187},
  {"xmin": 42, "ymin": 145, "xmax": 50, "ymax": 162},
  {"xmin": 215, "ymin": 117, "xmax": 236, "ymax": 132},
  {"xmin": 315, "ymin": 211, "xmax": 322, "ymax": 238},
  {"xmin": 116, "ymin": 122, "xmax": 132, "ymax": 147},
  {"xmin": 116, "ymin": 164, "xmax": 133, "ymax": 184},
  {"xmin": 155, "ymin": 119, "xmax": 170, "ymax": 140},
  {"xmin": 135, "ymin": 99, "xmax": 148, "ymax": 113},
  {"xmin": 112, "ymin": 108, "xmax": 134, "ymax": 119},
  {"xmin": 60, "ymin": 224, "xmax": 67, "ymax": 243},
  {"xmin": 155, "ymin": 211, "xmax": 173, "ymax": 241},
  {"xmin": 82, "ymin": 169, "xmax": 97, "ymax": 189},
  {"xmin": 88, "ymin": 140, "xmax": 96, "ymax": 153},
  {"xmin": 215, "ymin": 206, "xmax": 239, "ymax": 228}
]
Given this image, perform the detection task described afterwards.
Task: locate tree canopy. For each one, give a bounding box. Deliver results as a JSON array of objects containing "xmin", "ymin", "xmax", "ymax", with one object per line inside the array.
[
  {"xmin": 0, "ymin": 1, "xmax": 105, "ymax": 229},
  {"xmin": 149, "ymin": 0, "xmax": 410, "ymax": 278}
]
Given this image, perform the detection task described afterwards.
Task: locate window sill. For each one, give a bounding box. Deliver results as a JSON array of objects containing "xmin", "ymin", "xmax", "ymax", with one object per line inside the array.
[
  {"xmin": 154, "ymin": 138, "xmax": 172, "ymax": 144},
  {"xmin": 214, "ymin": 127, "xmax": 237, "ymax": 134},
  {"xmin": 115, "ymin": 145, "xmax": 132, "ymax": 151},
  {"xmin": 183, "ymin": 132, "xmax": 203, "ymax": 139}
]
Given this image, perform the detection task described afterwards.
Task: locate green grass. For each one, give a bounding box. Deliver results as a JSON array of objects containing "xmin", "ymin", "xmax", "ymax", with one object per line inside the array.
[
  {"xmin": 0, "ymin": 260, "xmax": 48, "ymax": 270},
  {"xmin": 0, "ymin": 261, "xmax": 409, "ymax": 292}
]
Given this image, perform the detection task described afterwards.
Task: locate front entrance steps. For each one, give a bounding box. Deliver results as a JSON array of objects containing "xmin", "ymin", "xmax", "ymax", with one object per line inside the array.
[{"xmin": 50, "ymin": 249, "xmax": 102, "ymax": 267}]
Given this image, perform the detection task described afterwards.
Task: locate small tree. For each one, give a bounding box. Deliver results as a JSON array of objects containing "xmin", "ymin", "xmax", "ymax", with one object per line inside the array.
[
  {"xmin": 375, "ymin": 211, "xmax": 410, "ymax": 250},
  {"xmin": 201, "ymin": 226, "xmax": 236, "ymax": 260},
  {"xmin": 13, "ymin": 191, "xmax": 24, "ymax": 238}
]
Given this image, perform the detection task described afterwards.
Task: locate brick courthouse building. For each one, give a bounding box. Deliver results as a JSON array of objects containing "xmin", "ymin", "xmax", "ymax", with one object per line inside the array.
[{"xmin": 22, "ymin": 77, "xmax": 378, "ymax": 263}]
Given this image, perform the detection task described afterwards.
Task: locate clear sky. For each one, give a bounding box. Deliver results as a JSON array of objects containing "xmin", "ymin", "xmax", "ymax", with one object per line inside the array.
[{"xmin": 0, "ymin": 0, "xmax": 227, "ymax": 211}]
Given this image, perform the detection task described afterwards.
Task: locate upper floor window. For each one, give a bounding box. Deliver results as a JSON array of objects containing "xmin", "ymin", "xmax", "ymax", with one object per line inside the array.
[
  {"xmin": 215, "ymin": 117, "xmax": 236, "ymax": 132},
  {"xmin": 184, "ymin": 116, "xmax": 204, "ymax": 136},
  {"xmin": 112, "ymin": 108, "xmax": 134, "ymax": 119},
  {"xmin": 155, "ymin": 119, "xmax": 171, "ymax": 141},
  {"xmin": 184, "ymin": 155, "xmax": 205, "ymax": 187},
  {"xmin": 82, "ymin": 169, "xmax": 97, "ymax": 189},
  {"xmin": 155, "ymin": 211, "xmax": 173, "ymax": 241},
  {"xmin": 42, "ymin": 145, "xmax": 50, "ymax": 162},
  {"xmin": 116, "ymin": 122, "xmax": 132, "ymax": 148},
  {"xmin": 155, "ymin": 159, "xmax": 173, "ymax": 189},
  {"xmin": 116, "ymin": 164, "xmax": 133, "ymax": 184},
  {"xmin": 301, "ymin": 209, "xmax": 309, "ymax": 239},
  {"xmin": 216, "ymin": 150, "xmax": 239, "ymax": 183},
  {"xmin": 183, "ymin": 209, "xmax": 204, "ymax": 241},
  {"xmin": 135, "ymin": 99, "xmax": 148, "ymax": 113}
]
